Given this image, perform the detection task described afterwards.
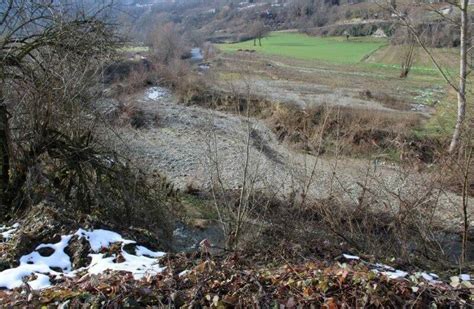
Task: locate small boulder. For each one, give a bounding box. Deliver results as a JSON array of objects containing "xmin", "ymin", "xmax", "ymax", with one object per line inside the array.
[
  {"xmin": 37, "ymin": 247, "xmax": 55, "ymax": 257},
  {"xmin": 65, "ymin": 235, "xmax": 92, "ymax": 269}
]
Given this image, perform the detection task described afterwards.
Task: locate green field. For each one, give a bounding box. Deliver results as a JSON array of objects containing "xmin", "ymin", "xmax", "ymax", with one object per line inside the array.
[{"xmin": 217, "ymin": 32, "xmax": 387, "ymax": 64}]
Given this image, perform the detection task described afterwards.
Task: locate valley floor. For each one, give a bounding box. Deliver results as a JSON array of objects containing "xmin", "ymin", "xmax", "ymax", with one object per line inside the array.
[{"xmin": 109, "ymin": 86, "xmax": 472, "ymax": 235}]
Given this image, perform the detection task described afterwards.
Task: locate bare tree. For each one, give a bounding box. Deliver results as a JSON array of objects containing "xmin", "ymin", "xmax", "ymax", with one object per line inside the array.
[
  {"xmin": 381, "ymin": 0, "xmax": 470, "ymax": 153},
  {"xmin": 375, "ymin": 0, "xmax": 473, "ymax": 270},
  {"xmin": 397, "ymin": 29, "xmax": 417, "ymax": 78},
  {"xmin": 249, "ymin": 20, "xmax": 269, "ymax": 47},
  {"xmin": 148, "ymin": 22, "xmax": 184, "ymax": 64},
  {"xmin": 451, "ymin": 0, "xmax": 469, "ymax": 154}
]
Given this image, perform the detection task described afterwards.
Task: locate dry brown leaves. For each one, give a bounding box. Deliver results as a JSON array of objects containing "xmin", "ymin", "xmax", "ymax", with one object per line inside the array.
[{"xmin": 0, "ymin": 252, "xmax": 471, "ymax": 308}]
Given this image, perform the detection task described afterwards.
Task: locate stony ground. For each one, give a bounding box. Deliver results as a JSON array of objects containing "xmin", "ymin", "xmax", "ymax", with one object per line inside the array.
[{"xmin": 106, "ymin": 86, "xmax": 472, "ymax": 233}]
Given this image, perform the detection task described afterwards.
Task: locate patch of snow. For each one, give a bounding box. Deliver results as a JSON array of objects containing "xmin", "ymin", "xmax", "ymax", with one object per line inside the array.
[
  {"xmin": 383, "ymin": 269, "xmax": 408, "ymax": 279},
  {"xmin": 87, "ymin": 249, "xmax": 164, "ymax": 280},
  {"xmin": 146, "ymin": 87, "xmax": 169, "ymax": 101},
  {"xmin": 374, "ymin": 263, "xmax": 395, "ymax": 271},
  {"xmin": 21, "ymin": 235, "xmax": 73, "ymax": 272},
  {"xmin": 372, "ymin": 28, "xmax": 387, "ymax": 38},
  {"xmin": 136, "ymin": 245, "xmax": 165, "ymax": 258},
  {"xmin": 179, "ymin": 269, "xmax": 189, "ymax": 277},
  {"xmin": 439, "ymin": 5, "xmax": 453, "ymax": 15},
  {"xmin": 238, "ymin": 3, "xmax": 265, "ymax": 10},
  {"xmin": 0, "ymin": 228, "xmax": 166, "ymax": 290},
  {"xmin": 239, "ymin": 4, "xmax": 256, "ymax": 9},
  {"xmin": 1, "ymin": 223, "xmax": 20, "ymax": 240},
  {"xmin": 0, "ymin": 263, "xmax": 55, "ymax": 290},
  {"xmin": 75, "ymin": 229, "xmax": 133, "ymax": 252},
  {"xmin": 343, "ymin": 254, "xmax": 360, "ymax": 260},
  {"xmin": 29, "ymin": 273, "xmax": 52, "ymax": 290},
  {"xmin": 421, "ymin": 272, "xmax": 434, "ymax": 281},
  {"xmin": 416, "ymin": 272, "xmax": 441, "ymax": 284},
  {"xmin": 370, "ymin": 262, "xmax": 410, "ymax": 280}
]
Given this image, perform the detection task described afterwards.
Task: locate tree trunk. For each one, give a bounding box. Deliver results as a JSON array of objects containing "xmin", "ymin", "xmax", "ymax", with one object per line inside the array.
[
  {"xmin": 253, "ymin": 39, "xmax": 256, "ymax": 46},
  {"xmin": 258, "ymin": 37, "xmax": 261, "ymax": 46},
  {"xmin": 0, "ymin": 92, "xmax": 10, "ymax": 215},
  {"xmin": 449, "ymin": 0, "xmax": 469, "ymax": 153}
]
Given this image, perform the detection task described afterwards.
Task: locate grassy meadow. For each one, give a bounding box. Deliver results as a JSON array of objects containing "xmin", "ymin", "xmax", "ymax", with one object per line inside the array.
[
  {"xmin": 217, "ymin": 32, "xmax": 459, "ymax": 71},
  {"xmin": 217, "ymin": 32, "xmax": 387, "ymax": 64}
]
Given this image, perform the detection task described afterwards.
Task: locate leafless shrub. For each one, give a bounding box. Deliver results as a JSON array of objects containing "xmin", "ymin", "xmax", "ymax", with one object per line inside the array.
[
  {"xmin": 232, "ymin": 150, "xmax": 468, "ymax": 270},
  {"xmin": 269, "ymin": 103, "xmax": 422, "ymax": 157},
  {"xmin": 202, "ymin": 42, "xmax": 217, "ymax": 59},
  {"xmin": 148, "ymin": 22, "xmax": 185, "ymax": 65},
  {"xmin": 0, "ymin": 1, "xmax": 174, "ymax": 242},
  {"xmin": 437, "ymin": 132, "xmax": 474, "ymax": 268},
  {"xmin": 391, "ymin": 27, "xmax": 418, "ymax": 78},
  {"xmin": 184, "ymin": 179, "xmax": 201, "ymax": 196},
  {"xmin": 115, "ymin": 65, "xmax": 157, "ymax": 94},
  {"xmin": 115, "ymin": 100, "xmax": 159, "ymax": 129}
]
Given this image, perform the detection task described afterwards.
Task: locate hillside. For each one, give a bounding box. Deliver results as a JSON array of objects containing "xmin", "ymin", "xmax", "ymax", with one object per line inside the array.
[{"xmin": 0, "ymin": 0, "xmax": 472, "ymax": 307}]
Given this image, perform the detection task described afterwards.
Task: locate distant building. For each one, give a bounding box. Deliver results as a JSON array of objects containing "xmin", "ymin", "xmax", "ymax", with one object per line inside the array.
[{"xmin": 372, "ymin": 28, "xmax": 387, "ymax": 38}]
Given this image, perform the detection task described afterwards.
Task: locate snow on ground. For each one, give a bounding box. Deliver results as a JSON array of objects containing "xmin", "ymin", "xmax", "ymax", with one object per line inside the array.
[
  {"xmin": 75, "ymin": 229, "xmax": 133, "ymax": 251},
  {"xmin": 0, "ymin": 225, "xmax": 166, "ymax": 290},
  {"xmin": 460, "ymin": 274, "xmax": 470, "ymax": 281},
  {"xmin": 0, "ymin": 223, "xmax": 19, "ymax": 241},
  {"xmin": 146, "ymin": 86, "xmax": 170, "ymax": 101},
  {"xmin": 87, "ymin": 249, "xmax": 164, "ymax": 280},
  {"xmin": 343, "ymin": 253, "xmax": 472, "ymax": 285},
  {"xmin": 383, "ymin": 269, "xmax": 409, "ymax": 280},
  {"xmin": 237, "ymin": 3, "xmax": 265, "ymax": 10},
  {"xmin": 421, "ymin": 272, "xmax": 437, "ymax": 281}
]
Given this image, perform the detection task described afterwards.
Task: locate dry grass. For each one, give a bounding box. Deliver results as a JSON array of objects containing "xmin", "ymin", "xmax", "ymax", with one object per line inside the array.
[
  {"xmin": 268, "ymin": 103, "xmax": 423, "ymax": 157},
  {"xmin": 115, "ymin": 100, "xmax": 159, "ymax": 129},
  {"xmin": 358, "ymin": 89, "xmax": 411, "ymax": 111},
  {"xmin": 365, "ymin": 45, "xmax": 458, "ymax": 69}
]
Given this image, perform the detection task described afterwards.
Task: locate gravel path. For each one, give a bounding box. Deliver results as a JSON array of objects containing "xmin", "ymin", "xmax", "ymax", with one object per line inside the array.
[{"xmin": 110, "ymin": 87, "xmax": 472, "ymax": 230}]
